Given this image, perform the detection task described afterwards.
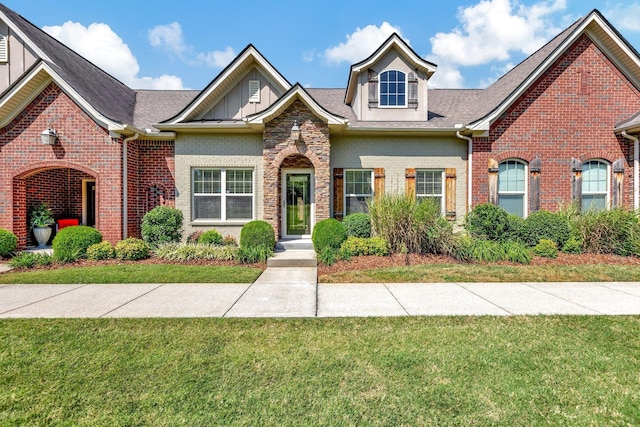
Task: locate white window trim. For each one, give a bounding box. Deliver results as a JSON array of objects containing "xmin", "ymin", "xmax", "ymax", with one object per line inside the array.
[
  {"xmin": 191, "ymin": 168, "xmax": 255, "ymax": 222},
  {"xmin": 344, "ymin": 169, "xmax": 374, "ymax": 216},
  {"xmin": 416, "ymin": 169, "xmax": 445, "ymax": 213},
  {"xmin": 582, "ymin": 160, "xmax": 610, "ymax": 210},
  {"xmin": 378, "ymin": 69, "xmax": 407, "ymax": 108},
  {"xmin": 498, "ymin": 159, "xmax": 528, "ymax": 218}
]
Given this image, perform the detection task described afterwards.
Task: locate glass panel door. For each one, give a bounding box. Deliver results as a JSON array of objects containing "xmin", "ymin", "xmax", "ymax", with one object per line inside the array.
[{"xmin": 286, "ymin": 173, "xmax": 311, "ymax": 236}]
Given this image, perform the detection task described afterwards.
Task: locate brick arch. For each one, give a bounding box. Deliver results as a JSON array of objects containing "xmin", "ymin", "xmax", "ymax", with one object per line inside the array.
[
  {"xmin": 13, "ymin": 160, "xmax": 98, "ymax": 180},
  {"xmin": 493, "ymin": 151, "xmax": 534, "ymax": 163},
  {"xmin": 578, "ymin": 151, "xmax": 615, "ymax": 163},
  {"xmin": 272, "ymin": 145, "xmax": 323, "ymax": 171}
]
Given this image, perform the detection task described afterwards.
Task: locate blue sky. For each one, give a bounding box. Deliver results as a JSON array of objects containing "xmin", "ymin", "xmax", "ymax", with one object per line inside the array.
[{"xmin": 4, "ymin": 0, "xmax": 640, "ymax": 90}]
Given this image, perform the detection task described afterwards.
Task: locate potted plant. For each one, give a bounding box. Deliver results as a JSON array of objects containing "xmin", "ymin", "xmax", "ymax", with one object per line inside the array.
[{"xmin": 30, "ymin": 203, "xmax": 54, "ymax": 248}]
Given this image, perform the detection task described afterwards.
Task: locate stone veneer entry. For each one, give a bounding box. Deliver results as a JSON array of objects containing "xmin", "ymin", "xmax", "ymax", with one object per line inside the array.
[{"xmin": 263, "ymin": 100, "xmax": 331, "ymax": 238}]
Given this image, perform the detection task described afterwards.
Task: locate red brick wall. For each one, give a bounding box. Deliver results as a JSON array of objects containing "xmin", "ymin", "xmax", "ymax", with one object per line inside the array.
[
  {"xmin": 0, "ymin": 82, "xmax": 124, "ymax": 247},
  {"xmin": 472, "ymin": 35, "xmax": 640, "ymax": 212}
]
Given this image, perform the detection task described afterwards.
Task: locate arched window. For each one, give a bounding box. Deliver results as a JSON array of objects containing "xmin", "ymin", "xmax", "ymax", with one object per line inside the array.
[
  {"xmin": 582, "ymin": 160, "xmax": 609, "ymax": 211},
  {"xmin": 498, "ymin": 160, "xmax": 526, "ymax": 217},
  {"xmin": 379, "ymin": 70, "xmax": 406, "ymax": 107}
]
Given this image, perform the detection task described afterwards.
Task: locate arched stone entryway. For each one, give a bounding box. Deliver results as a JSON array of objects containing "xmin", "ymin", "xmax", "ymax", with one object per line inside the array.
[
  {"xmin": 13, "ymin": 163, "xmax": 98, "ymax": 248},
  {"xmin": 263, "ymin": 100, "xmax": 331, "ymax": 239}
]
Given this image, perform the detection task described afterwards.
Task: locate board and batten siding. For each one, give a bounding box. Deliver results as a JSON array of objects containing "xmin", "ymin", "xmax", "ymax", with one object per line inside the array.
[{"xmin": 0, "ymin": 21, "xmax": 39, "ymax": 93}]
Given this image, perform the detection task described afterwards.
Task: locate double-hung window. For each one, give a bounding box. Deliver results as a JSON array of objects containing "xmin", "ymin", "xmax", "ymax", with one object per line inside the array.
[
  {"xmin": 416, "ymin": 170, "xmax": 444, "ymax": 212},
  {"xmin": 498, "ymin": 160, "xmax": 526, "ymax": 217},
  {"xmin": 344, "ymin": 170, "xmax": 373, "ymax": 215},
  {"xmin": 192, "ymin": 168, "xmax": 253, "ymax": 221},
  {"xmin": 379, "ymin": 70, "xmax": 406, "ymax": 107},
  {"xmin": 582, "ymin": 160, "xmax": 608, "ymax": 211}
]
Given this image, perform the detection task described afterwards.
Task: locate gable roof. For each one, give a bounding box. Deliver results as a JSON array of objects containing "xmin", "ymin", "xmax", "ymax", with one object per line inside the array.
[
  {"xmin": 344, "ymin": 33, "xmax": 437, "ymax": 105},
  {"xmin": 0, "ymin": 3, "xmax": 136, "ymax": 128},
  {"xmin": 468, "ymin": 9, "xmax": 640, "ymax": 131},
  {"xmin": 163, "ymin": 44, "xmax": 291, "ymax": 124}
]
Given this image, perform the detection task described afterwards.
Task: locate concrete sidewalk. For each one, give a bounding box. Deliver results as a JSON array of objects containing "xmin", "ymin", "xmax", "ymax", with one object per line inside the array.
[{"xmin": 1, "ymin": 280, "xmax": 640, "ymax": 318}]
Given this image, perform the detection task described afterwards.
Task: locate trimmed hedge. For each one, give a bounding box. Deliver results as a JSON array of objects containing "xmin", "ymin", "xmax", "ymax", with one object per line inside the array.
[
  {"xmin": 0, "ymin": 228, "xmax": 17, "ymax": 257},
  {"xmin": 198, "ymin": 229, "xmax": 223, "ymax": 246},
  {"xmin": 115, "ymin": 238, "xmax": 150, "ymax": 261},
  {"xmin": 52, "ymin": 226, "xmax": 102, "ymax": 262},
  {"xmin": 342, "ymin": 213, "xmax": 371, "ymax": 238},
  {"xmin": 86, "ymin": 241, "xmax": 116, "ymax": 260},
  {"xmin": 141, "ymin": 206, "xmax": 183, "ymax": 248},
  {"xmin": 240, "ymin": 220, "xmax": 275, "ymax": 249},
  {"xmin": 312, "ymin": 218, "xmax": 346, "ymax": 253}
]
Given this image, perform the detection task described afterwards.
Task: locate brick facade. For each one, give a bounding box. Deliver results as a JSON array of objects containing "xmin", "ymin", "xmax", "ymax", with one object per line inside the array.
[
  {"xmin": 472, "ymin": 35, "xmax": 640, "ymax": 212},
  {"xmin": 263, "ymin": 100, "xmax": 331, "ymax": 238}
]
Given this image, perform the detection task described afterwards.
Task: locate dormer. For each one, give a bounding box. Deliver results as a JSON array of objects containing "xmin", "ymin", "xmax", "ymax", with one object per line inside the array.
[{"xmin": 344, "ymin": 33, "xmax": 436, "ymax": 122}]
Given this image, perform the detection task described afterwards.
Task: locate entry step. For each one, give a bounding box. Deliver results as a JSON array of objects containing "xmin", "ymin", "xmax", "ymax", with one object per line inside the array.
[{"xmin": 267, "ymin": 249, "xmax": 317, "ymax": 267}]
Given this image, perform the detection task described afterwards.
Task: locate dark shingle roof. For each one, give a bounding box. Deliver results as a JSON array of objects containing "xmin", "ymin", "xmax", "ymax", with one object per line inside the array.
[
  {"xmin": 0, "ymin": 3, "xmax": 136, "ymax": 125},
  {"xmin": 133, "ymin": 90, "xmax": 200, "ymax": 131}
]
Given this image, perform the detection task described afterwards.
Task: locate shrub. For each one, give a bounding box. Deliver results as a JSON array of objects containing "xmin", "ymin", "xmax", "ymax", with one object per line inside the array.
[
  {"xmin": 342, "ymin": 213, "xmax": 371, "ymax": 238},
  {"xmin": 0, "ymin": 228, "xmax": 17, "ymax": 257},
  {"xmin": 141, "ymin": 206, "xmax": 183, "ymax": 248},
  {"xmin": 562, "ymin": 237, "xmax": 583, "ymax": 254},
  {"xmin": 198, "ymin": 229, "xmax": 223, "ymax": 245},
  {"xmin": 155, "ymin": 242, "xmax": 237, "ymax": 262},
  {"xmin": 572, "ymin": 208, "xmax": 640, "ymax": 256},
  {"xmin": 317, "ymin": 246, "xmax": 338, "ymax": 266},
  {"xmin": 339, "ymin": 236, "xmax": 390, "ymax": 258},
  {"xmin": 9, "ymin": 252, "xmax": 53, "ymax": 269},
  {"xmin": 222, "ymin": 235, "xmax": 238, "ymax": 247},
  {"xmin": 451, "ymin": 236, "xmax": 530, "ymax": 264},
  {"xmin": 186, "ymin": 231, "xmax": 203, "ymax": 244},
  {"xmin": 86, "ymin": 241, "xmax": 115, "ymax": 260},
  {"xmin": 236, "ymin": 245, "xmax": 273, "ymax": 263},
  {"xmin": 240, "ymin": 220, "xmax": 275, "ymax": 250},
  {"xmin": 114, "ymin": 238, "xmax": 150, "ymax": 261},
  {"xmin": 52, "ymin": 226, "xmax": 102, "ymax": 262},
  {"xmin": 312, "ymin": 218, "xmax": 346, "ymax": 253},
  {"xmin": 521, "ymin": 210, "xmax": 571, "ymax": 247},
  {"xmin": 533, "ymin": 239, "xmax": 558, "ymax": 258},
  {"xmin": 464, "ymin": 203, "xmax": 511, "ymax": 242},
  {"xmin": 502, "ymin": 241, "xmax": 532, "ymax": 264}
]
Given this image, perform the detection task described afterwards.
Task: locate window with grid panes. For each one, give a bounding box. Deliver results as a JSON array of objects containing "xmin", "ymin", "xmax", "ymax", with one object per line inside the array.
[
  {"xmin": 582, "ymin": 160, "xmax": 608, "ymax": 211},
  {"xmin": 344, "ymin": 170, "xmax": 373, "ymax": 215},
  {"xmin": 192, "ymin": 168, "xmax": 253, "ymax": 220},
  {"xmin": 416, "ymin": 170, "xmax": 444, "ymax": 211},
  {"xmin": 498, "ymin": 160, "xmax": 526, "ymax": 217}
]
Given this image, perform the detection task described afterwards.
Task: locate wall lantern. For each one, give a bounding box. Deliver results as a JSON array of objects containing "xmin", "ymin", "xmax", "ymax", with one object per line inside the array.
[
  {"xmin": 290, "ymin": 120, "xmax": 300, "ymax": 142},
  {"xmin": 40, "ymin": 126, "xmax": 57, "ymax": 145}
]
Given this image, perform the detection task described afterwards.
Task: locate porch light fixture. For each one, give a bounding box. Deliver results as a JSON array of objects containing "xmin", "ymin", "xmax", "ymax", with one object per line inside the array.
[
  {"xmin": 40, "ymin": 126, "xmax": 57, "ymax": 145},
  {"xmin": 290, "ymin": 121, "xmax": 300, "ymax": 142}
]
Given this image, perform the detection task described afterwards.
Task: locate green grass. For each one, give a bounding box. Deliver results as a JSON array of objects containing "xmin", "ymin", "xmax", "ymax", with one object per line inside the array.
[
  {"xmin": 0, "ymin": 264, "xmax": 262, "ymax": 284},
  {"xmin": 1, "ymin": 317, "xmax": 640, "ymax": 425},
  {"xmin": 320, "ymin": 263, "xmax": 640, "ymax": 283}
]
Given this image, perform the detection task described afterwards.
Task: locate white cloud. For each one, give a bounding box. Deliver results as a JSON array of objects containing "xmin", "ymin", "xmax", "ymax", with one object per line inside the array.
[
  {"xmin": 324, "ymin": 22, "xmax": 404, "ymax": 64},
  {"xmin": 302, "ymin": 49, "xmax": 316, "ymax": 63},
  {"xmin": 195, "ymin": 46, "xmax": 236, "ymax": 68},
  {"xmin": 148, "ymin": 22, "xmax": 189, "ymax": 57},
  {"xmin": 425, "ymin": 57, "xmax": 464, "ymax": 88},
  {"xmin": 43, "ymin": 21, "xmax": 186, "ymax": 90},
  {"xmin": 431, "ymin": 0, "xmax": 566, "ymax": 66},
  {"xmin": 605, "ymin": 2, "xmax": 640, "ymax": 32}
]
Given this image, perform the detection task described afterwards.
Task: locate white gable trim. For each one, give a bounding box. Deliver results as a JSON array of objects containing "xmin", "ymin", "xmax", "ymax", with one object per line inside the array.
[
  {"xmin": 167, "ymin": 45, "xmax": 291, "ymax": 124},
  {"xmin": 0, "ymin": 9, "xmax": 51, "ymax": 62},
  {"xmin": 470, "ymin": 12, "xmax": 640, "ymax": 131},
  {"xmin": 245, "ymin": 85, "xmax": 347, "ymax": 128}
]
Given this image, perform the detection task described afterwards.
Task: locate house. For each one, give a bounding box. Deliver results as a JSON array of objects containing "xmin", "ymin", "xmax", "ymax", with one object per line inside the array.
[{"xmin": 0, "ymin": 4, "xmax": 639, "ymax": 249}]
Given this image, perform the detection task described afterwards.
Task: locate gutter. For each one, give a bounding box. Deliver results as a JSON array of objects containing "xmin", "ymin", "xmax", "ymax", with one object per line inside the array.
[
  {"xmin": 456, "ymin": 130, "xmax": 473, "ymax": 212},
  {"xmin": 621, "ymin": 131, "xmax": 639, "ymax": 210},
  {"xmin": 122, "ymin": 132, "xmax": 139, "ymax": 239}
]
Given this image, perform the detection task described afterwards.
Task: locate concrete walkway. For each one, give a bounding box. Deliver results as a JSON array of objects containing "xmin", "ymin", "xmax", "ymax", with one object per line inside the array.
[{"xmin": 1, "ymin": 281, "xmax": 640, "ymax": 318}]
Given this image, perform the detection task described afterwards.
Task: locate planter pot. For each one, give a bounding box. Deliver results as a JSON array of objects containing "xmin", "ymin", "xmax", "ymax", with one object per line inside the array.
[{"xmin": 33, "ymin": 226, "xmax": 52, "ymax": 248}]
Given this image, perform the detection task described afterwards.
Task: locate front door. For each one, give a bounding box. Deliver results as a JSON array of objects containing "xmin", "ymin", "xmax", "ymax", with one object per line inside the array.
[{"xmin": 282, "ymin": 170, "xmax": 314, "ymax": 238}]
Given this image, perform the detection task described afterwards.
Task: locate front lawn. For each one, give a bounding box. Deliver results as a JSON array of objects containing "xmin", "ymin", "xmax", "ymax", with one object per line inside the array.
[
  {"xmin": 1, "ymin": 317, "xmax": 639, "ymax": 425},
  {"xmin": 0, "ymin": 264, "xmax": 262, "ymax": 284}
]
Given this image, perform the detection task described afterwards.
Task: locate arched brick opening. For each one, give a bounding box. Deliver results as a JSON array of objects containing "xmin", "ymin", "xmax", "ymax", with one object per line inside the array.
[{"xmin": 13, "ymin": 163, "xmax": 98, "ymax": 248}]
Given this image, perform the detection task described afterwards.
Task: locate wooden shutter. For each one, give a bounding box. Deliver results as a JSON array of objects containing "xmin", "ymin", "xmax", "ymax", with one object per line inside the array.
[
  {"xmin": 368, "ymin": 69, "xmax": 378, "ymax": 107},
  {"xmin": 408, "ymin": 71, "xmax": 418, "ymax": 108},
  {"xmin": 571, "ymin": 158, "xmax": 583, "ymax": 209},
  {"xmin": 445, "ymin": 168, "xmax": 456, "ymax": 220},
  {"xmin": 488, "ymin": 159, "xmax": 499, "ymax": 205},
  {"xmin": 529, "ymin": 157, "xmax": 541, "ymax": 213},
  {"xmin": 374, "ymin": 168, "xmax": 385, "ymax": 200},
  {"xmin": 613, "ymin": 158, "xmax": 625, "ymax": 208},
  {"xmin": 405, "ymin": 168, "xmax": 416, "ymax": 198},
  {"xmin": 333, "ymin": 168, "xmax": 344, "ymax": 220}
]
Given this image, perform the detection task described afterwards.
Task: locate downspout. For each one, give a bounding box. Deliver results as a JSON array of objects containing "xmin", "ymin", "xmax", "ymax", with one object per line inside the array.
[
  {"xmin": 622, "ymin": 131, "xmax": 639, "ymax": 210},
  {"xmin": 122, "ymin": 132, "xmax": 140, "ymax": 239},
  {"xmin": 456, "ymin": 131, "xmax": 473, "ymax": 211}
]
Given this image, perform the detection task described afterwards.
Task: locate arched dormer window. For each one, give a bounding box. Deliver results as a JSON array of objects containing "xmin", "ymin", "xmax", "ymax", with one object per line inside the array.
[{"xmin": 379, "ymin": 70, "xmax": 406, "ymax": 107}]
